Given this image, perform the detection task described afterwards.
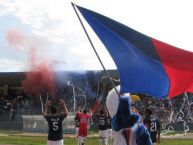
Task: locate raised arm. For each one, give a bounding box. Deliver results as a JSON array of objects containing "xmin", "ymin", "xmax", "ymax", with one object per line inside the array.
[
  {"xmin": 59, "ymin": 99, "xmax": 68, "ymax": 115},
  {"xmin": 43, "ymin": 100, "xmax": 51, "ymax": 116}
]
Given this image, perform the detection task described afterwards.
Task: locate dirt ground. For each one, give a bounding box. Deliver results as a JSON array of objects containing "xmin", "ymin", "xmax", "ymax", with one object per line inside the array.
[
  {"xmin": 1, "ymin": 132, "xmax": 193, "ymax": 139},
  {"xmin": 0, "ymin": 132, "xmax": 98, "ymax": 138}
]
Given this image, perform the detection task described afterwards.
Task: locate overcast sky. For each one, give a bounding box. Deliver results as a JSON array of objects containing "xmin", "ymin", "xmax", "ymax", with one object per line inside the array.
[{"xmin": 0, "ymin": 0, "xmax": 193, "ymax": 72}]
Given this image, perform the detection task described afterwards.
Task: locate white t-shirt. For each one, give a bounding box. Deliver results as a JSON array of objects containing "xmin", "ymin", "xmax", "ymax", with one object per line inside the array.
[
  {"xmin": 113, "ymin": 124, "xmax": 138, "ymax": 145},
  {"xmin": 113, "ymin": 130, "xmax": 127, "ymax": 145}
]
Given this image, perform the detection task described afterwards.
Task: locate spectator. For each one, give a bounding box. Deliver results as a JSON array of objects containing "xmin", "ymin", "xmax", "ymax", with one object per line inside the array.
[
  {"xmin": 10, "ymin": 100, "xmax": 17, "ymax": 120},
  {"xmin": 176, "ymin": 115, "xmax": 183, "ymax": 123}
]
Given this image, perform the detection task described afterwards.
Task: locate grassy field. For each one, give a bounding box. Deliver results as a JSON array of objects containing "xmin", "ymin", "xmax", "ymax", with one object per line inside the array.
[{"xmin": 0, "ymin": 135, "xmax": 193, "ymax": 145}]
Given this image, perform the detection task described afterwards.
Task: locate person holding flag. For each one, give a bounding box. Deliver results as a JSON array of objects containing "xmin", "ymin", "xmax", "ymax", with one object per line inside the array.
[{"xmin": 106, "ymin": 86, "xmax": 152, "ymax": 145}]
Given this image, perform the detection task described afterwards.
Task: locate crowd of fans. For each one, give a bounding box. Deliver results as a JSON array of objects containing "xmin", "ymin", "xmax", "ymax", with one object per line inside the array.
[
  {"xmin": 0, "ymin": 92, "xmax": 27, "ymax": 120},
  {"xmin": 1, "ymin": 85, "xmax": 193, "ymax": 129},
  {"xmin": 135, "ymin": 93, "xmax": 193, "ymax": 125}
]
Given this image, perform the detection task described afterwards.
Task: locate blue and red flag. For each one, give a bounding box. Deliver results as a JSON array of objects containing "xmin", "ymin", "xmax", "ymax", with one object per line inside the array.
[{"xmin": 76, "ymin": 5, "xmax": 193, "ymax": 99}]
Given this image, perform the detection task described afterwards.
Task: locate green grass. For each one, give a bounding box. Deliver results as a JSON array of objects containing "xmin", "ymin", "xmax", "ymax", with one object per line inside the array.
[
  {"xmin": 0, "ymin": 136, "xmax": 46, "ymax": 145},
  {"xmin": 0, "ymin": 135, "xmax": 193, "ymax": 145},
  {"xmin": 0, "ymin": 135, "xmax": 106, "ymax": 145},
  {"xmin": 160, "ymin": 139, "xmax": 193, "ymax": 145}
]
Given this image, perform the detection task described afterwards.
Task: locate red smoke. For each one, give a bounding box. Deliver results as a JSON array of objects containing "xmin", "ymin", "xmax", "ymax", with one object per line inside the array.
[
  {"xmin": 22, "ymin": 61, "xmax": 56, "ymax": 97},
  {"xmin": 7, "ymin": 29, "xmax": 25, "ymax": 49},
  {"xmin": 6, "ymin": 29, "xmax": 56, "ymax": 97}
]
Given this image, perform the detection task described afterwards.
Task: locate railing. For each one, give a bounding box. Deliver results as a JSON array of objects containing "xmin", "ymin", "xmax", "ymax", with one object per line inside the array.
[{"xmin": 22, "ymin": 115, "xmax": 76, "ymax": 134}]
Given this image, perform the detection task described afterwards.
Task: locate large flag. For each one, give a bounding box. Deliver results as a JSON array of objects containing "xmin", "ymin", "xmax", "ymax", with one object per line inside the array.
[{"xmin": 76, "ymin": 5, "xmax": 193, "ymax": 99}]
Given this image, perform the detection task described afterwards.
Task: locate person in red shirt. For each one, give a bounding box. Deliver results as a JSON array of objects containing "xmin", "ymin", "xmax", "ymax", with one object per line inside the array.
[{"xmin": 77, "ymin": 109, "xmax": 92, "ymax": 145}]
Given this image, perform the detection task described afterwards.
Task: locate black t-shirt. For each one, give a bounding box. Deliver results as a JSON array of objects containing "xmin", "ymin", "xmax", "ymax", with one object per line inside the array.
[
  {"xmin": 144, "ymin": 116, "xmax": 160, "ymax": 143},
  {"xmin": 45, "ymin": 114, "xmax": 66, "ymax": 141},
  {"xmin": 97, "ymin": 114, "xmax": 107, "ymax": 130},
  {"xmin": 106, "ymin": 116, "xmax": 112, "ymax": 129}
]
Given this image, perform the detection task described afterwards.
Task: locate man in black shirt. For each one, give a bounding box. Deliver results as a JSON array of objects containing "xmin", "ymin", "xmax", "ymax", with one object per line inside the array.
[
  {"xmin": 97, "ymin": 109, "xmax": 108, "ymax": 145},
  {"xmin": 106, "ymin": 113, "xmax": 112, "ymax": 145},
  {"xmin": 43, "ymin": 99, "xmax": 68, "ymax": 145},
  {"xmin": 143, "ymin": 108, "xmax": 160, "ymax": 145},
  {"xmin": 75, "ymin": 112, "xmax": 80, "ymax": 133},
  {"xmin": 74, "ymin": 110, "xmax": 81, "ymax": 145}
]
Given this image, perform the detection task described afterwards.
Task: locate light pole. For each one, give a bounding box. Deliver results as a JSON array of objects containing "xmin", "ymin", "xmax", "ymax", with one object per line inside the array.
[{"xmin": 68, "ymin": 81, "xmax": 76, "ymax": 113}]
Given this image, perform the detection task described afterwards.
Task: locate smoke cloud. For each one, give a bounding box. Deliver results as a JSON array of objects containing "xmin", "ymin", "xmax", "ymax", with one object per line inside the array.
[{"xmin": 6, "ymin": 29, "xmax": 56, "ymax": 97}]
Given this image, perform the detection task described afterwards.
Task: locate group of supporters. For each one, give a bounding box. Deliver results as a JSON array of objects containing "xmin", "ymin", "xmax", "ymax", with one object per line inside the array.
[
  {"xmin": 43, "ymin": 99, "xmax": 160, "ymax": 145},
  {"xmin": 74, "ymin": 107, "xmax": 161, "ymax": 145},
  {"xmin": 74, "ymin": 107, "xmax": 112, "ymax": 145},
  {"xmin": 43, "ymin": 99, "xmax": 93, "ymax": 145}
]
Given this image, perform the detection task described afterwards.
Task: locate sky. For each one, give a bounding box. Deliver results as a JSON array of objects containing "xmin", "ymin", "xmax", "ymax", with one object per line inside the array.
[{"xmin": 0, "ymin": 0, "xmax": 193, "ymax": 72}]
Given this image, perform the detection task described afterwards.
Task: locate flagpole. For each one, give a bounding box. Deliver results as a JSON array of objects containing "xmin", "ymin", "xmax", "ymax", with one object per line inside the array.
[{"xmin": 71, "ymin": 2, "xmax": 120, "ymax": 97}]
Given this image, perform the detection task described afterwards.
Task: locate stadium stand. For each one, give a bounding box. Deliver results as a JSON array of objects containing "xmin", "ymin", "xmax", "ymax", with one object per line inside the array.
[{"xmin": 1, "ymin": 71, "xmax": 193, "ymax": 133}]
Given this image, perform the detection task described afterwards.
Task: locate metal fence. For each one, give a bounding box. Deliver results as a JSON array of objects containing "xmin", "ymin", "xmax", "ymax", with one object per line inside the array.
[{"xmin": 22, "ymin": 115, "xmax": 76, "ymax": 134}]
